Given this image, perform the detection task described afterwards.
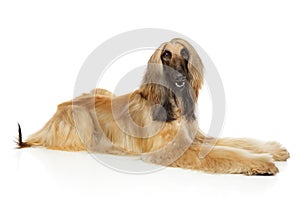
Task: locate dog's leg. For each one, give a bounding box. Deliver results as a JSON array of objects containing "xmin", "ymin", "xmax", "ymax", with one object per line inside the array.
[
  {"xmin": 216, "ymin": 138, "xmax": 290, "ymax": 161},
  {"xmin": 170, "ymin": 145, "xmax": 279, "ymax": 175}
]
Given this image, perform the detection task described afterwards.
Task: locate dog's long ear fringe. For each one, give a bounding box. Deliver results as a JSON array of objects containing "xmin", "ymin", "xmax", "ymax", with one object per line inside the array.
[{"xmin": 15, "ymin": 123, "xmax": 31, "ymax": 149}]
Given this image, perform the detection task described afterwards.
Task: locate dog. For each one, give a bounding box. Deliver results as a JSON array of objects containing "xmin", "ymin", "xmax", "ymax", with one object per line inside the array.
[{"xmin": 17, "ymin": 38, "xmax": 290, "ymax": 175}]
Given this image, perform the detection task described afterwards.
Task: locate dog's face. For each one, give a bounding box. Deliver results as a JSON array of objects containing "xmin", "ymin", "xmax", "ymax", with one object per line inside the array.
[
  {"xmin": 142, "ymin": 38, "xmax": 203, "ymax": 122},
  {"xmin": 160, "ymin": 43, "xmax": 190, "ymax": 92}
]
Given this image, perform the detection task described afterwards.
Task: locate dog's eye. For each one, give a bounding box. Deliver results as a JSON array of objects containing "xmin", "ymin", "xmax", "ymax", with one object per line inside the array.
[
  {"xmin": 162, "ymin": 50, "xmax": 172, "ymax": 60},
  {"xmin": 180, "ymin": 48, "xmax": 189, "ymax": 60}
]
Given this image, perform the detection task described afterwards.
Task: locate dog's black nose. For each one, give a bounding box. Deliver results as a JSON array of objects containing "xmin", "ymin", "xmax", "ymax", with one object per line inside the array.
[{"xmin": 175, "ymin": 74, "xmax": 186, "ymax": 82}]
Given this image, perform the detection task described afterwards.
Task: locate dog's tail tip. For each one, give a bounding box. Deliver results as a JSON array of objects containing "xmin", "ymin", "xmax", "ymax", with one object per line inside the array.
[{"xmin": 15, "ymin": 123, "xmax": 31, "ymax": 149}]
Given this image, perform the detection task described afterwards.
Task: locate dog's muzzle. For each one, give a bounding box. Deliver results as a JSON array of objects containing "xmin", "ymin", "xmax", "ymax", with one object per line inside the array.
[{"xmin": 175, "ymin": 75, "xmax": 186, "ymax": 88}]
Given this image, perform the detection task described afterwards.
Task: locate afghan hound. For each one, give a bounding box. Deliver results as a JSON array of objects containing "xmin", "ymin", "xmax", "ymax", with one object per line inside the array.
[{"xmin": 17, "ymin": 38, "xmax": 289, "ymax": 175}]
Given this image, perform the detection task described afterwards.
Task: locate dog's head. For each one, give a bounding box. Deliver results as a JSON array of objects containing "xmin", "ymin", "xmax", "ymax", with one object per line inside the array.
[
  {"xmin": 160, "ymin": 42, "xmax": 190, "ymax": 91},
  {"xmin": 141, "ymin": 38, "xmax": 204, "ymax": 121}
]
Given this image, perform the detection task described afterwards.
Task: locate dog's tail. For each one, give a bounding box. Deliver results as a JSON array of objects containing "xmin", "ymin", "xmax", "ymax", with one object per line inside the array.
[{"xmin": 15, "ymin": 123, "xmax": 31, "ymax": 148}]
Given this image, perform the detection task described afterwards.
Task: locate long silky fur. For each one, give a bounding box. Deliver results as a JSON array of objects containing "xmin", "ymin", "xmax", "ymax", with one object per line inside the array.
[{"xmin": 16, "ymin": 38, "xmax": 289, "ymax": 175}]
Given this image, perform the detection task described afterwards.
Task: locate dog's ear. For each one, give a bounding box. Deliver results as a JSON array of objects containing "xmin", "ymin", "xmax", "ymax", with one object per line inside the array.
[
  {"xmin": 141, "ymin": 43, "xmax": 167, "ymax": 104},
  {"xmin": 171, "ymin": 38, "xmax": 204, "ymax": 101},
  {"xmin": 147, "ymin": 42, "xmax": 166, "ymax": 67}
]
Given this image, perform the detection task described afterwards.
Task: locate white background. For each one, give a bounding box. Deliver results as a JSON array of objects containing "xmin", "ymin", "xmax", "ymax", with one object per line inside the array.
[{"xmin": 1, "ymin": 0, "xmax": 299, "ymax": 200}]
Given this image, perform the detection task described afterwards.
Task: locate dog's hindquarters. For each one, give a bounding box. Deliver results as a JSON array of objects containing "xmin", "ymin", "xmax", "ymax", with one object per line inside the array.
[
  {"xmin": 18, "ymin": 104, "xmax": 95, "ymax": 151},
  {"xmin": 17, "ymin": 88, "xmax": 116, "ymax": 151}
]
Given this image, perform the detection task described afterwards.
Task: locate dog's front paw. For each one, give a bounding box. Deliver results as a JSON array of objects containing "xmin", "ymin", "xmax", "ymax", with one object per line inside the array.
[
  {"xmin": 265, "ymin": 141, "xmax": 290, "ymax": 161},
  {"xmin": 244, "ymin": 154, "xmax": 279, "ymax": 176}
]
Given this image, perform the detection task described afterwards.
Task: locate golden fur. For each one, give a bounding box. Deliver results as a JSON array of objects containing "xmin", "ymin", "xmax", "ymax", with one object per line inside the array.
[{"xmin": 17, "ymin": 38, "xmax": 289, "ymax": 175}]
